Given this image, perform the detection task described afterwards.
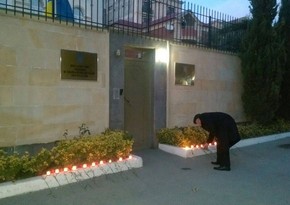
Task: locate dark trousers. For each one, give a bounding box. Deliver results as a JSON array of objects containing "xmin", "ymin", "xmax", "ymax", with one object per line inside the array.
[{"xmin": 216, "ymin": 138, "xmax": 240, "ymax": 167}]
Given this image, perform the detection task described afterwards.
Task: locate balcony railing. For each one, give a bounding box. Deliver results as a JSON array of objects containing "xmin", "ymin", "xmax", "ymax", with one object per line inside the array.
[{"xmin": 0, "ymin": 0, "xmax": 246, "ymax": 52}]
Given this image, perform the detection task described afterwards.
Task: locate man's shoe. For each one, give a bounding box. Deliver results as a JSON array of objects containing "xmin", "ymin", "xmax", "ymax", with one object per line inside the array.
[
  {"xmin": 211, "ymin": 161, "xmax": 220, "ymax": 165},
  {"xmin": 213, "ymin": 166, "xmax": 231, "ymax": 171}
]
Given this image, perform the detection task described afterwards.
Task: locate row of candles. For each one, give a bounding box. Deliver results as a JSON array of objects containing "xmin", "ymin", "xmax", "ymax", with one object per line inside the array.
[
  {"xmin": 46, "ymin": 155, "xmax": 133, "ymax": 176},
  {"xmin": 183, "ymin": 141, "xmax": 217, "ymax": 150},
  {"xmin": 46, "ymin": 142, "xmax": 218, "ymax": 176}
]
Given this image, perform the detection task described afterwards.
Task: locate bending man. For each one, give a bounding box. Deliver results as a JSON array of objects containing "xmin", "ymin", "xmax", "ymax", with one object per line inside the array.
[{"xmin": 193, "ymin": 112, "xmax": 241, "ymax": 171}]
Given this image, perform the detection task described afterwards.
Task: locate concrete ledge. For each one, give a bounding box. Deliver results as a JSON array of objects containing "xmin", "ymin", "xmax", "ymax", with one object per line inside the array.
[
  {"xmin": 159, "ymin": 132, "xmax": 290, "ymax": 158},
  {"xmin": 0, "ymin": 155, "xmax": 142, "ymax": 199},
  {"xmin": 232, "ymin": 132, "xmax": 290, "ymax": 148}
]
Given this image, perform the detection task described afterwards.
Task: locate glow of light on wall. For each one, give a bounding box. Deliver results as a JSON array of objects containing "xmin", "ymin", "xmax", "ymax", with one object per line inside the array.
[{"xmin": 155, "ymin": 48, "xmax": 169, "ymax": 64}]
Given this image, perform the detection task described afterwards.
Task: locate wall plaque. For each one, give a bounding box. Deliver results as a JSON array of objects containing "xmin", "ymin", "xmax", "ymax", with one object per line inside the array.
[
  {"xmin": 61, "ymin": 49, "xmax": 98, "ymax": 81},
  {"xmin": 175, "ymin": 63, "xmax": 195, "ymax": 86}
]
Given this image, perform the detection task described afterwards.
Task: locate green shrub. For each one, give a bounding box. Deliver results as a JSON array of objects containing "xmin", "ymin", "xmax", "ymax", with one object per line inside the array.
[
  {"xmin": 238, "ymin": 119, "xmax": 290, "ymax": 139},
  {"xmin": 0, "ymin": 129, "xmax": 133, "ymax": 183},
  {"xmin": 158, "ymin": 120, "xmax": 290, "ymax": 147},
  {"xmin": 0, "ymin": 151, "xmax": 38, "ymax": 182},
  {"xmin": 157, "ymin": 126, "xmax": 208, "ymax": 147}
]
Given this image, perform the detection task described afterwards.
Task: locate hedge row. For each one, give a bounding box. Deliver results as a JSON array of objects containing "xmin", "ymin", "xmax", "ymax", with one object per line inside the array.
[
  {"xmin": 0, "ymin": 129, "xmax": 133, "ymax": 183},
  {"xmin": 157, "ymin": 119, "xmax": 290, "ymax": 147}
]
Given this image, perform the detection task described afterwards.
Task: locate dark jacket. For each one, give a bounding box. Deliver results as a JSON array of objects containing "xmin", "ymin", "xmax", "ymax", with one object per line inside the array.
[{"xmin": 197, "ymin": 112, "xmax": 241, "ymax": 145}]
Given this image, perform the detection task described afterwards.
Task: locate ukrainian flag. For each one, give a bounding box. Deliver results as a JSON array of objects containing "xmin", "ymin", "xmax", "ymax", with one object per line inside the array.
[
  {"xmin": 56, "ymin": 0, "xmax": 74, "ymax": 21},
  {"xmin": 45, "ymin": 0, "xmax": 53, "ymax": 17}
]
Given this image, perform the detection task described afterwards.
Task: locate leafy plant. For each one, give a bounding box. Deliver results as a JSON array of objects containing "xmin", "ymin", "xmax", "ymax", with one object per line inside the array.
[
  {"xmin": 240, "ymin": 0, "xmax": 284, "ymax": 124},
  {"xmin": 157, "ymin": 126, "xmax": 208, "ymax": 147},
  {"xmin": 238, "ymin": 119, "xmax": 290, "ymax": 139},
  {"xmin": 276, "ymin": 0, "xmax": 290, "ymax": 120},
  {"xmin": 0, "ymin": 129, "xmax": 133, "ymax": 183},
  {"xmin": 158, "ymin": 120, "xmax": 290, "ymax": 147}
]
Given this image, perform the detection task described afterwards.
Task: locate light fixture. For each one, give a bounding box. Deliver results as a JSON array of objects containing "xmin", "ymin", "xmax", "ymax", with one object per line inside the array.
[{"xmin": 155, "ymin": 48, "xmax": 169, "ymax": 64}]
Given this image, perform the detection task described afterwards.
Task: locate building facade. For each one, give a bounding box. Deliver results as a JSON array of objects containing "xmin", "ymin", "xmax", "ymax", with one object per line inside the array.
[{"xmin": 0, "ymin": 0, "xmax": 244, "ymax": 150}]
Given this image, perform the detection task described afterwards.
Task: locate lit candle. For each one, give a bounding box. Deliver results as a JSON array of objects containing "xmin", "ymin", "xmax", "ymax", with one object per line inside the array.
[
  {"xmin": 100, "ymin": 160, "xmax": 104, "ymax": 165},
  {"xmin": 72, "ymin": 165, "xmax": 77, "ymax": 171},
  {"xmin": 46, "ymin": 171, "xmax": 51, "ymax": 176},
  {"xmin": 55, "ymin": 169, "xmax": 60, "ymax": 174},
  {"xmin": 63, "ymin": 167, "xmax": 68, "ymax": 172},
  {"xmin": 91, "ymin": 162, "xmax": 96, "ymax": 167},
  {"xmin": 128, "ymin": 155, "xmax": 133, "ymax": 160},
  {"xmin": 83, "ymin": 164, "xmax": 87, "ymax": 168},
  {"xmin": 119, "ymin": 157, "xmax": 123, "ymax": 161},
  {"xmin": 109, "ymin": 159, "xmax": 112, "ymax": 163}
]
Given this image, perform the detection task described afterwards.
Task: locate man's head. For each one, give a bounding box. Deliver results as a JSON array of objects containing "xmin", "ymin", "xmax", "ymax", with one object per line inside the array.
[{"xmin": 193, "ymin": 114, "xmax": 201, "ymax": 126}]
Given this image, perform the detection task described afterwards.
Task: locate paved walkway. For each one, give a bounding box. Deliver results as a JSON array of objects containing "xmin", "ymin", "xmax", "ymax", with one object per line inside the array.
[{"xmin": 0, "ymin": 137, "xmax": 290, "ymax": 205}]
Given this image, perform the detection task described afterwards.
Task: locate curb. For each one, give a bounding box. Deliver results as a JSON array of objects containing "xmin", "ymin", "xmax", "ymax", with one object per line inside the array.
[
  {"xmin": 0, "ymin": 155, "xmax": 143, "ymax": 199},
  {"xmin": 159, "ymin": 132, "xmax": 290, "ymax": 158}
]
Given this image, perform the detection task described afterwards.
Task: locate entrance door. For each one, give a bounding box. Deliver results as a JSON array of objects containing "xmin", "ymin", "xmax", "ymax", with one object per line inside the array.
[{"xmin": 124, "ymin": 47, "xmax": 153, "ymax": 150}]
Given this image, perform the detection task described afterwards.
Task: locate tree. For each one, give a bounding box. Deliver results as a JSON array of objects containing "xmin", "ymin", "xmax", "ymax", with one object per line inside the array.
[
  {"xmin": 239, "ymin": 0, "xmax": 284, "ymax": 124},
  {"xmin": 276, "ymin": 0, "xmax": 290, "ymax": 120},
  {"xmin": 216, "ymin": 17, "xmax": 249, "ymax": 52}
]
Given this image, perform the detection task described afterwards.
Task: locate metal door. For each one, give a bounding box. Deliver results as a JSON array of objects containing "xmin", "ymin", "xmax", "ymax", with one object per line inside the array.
[{"xmin": 124, "ymin": 47, "xmax": 153, "ymax": 150}]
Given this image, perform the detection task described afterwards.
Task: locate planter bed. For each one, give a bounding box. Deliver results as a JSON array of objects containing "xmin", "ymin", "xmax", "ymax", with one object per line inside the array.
[
  {"xmin": 159, "ymin": 132, "xmax": 290, "ymax": 158},
  {"xmin": 0, "ymin": 155, "xmax": 142, "ymax": 199}
]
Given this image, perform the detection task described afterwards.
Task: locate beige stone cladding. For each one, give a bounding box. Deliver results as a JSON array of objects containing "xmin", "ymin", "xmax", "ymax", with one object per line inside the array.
[
  {"xmin": 168, "ymin": 44, "xmax": 245, "ymax": 128},
  {"xmin": 0, "ymin": 15, "xmax": 109, "ymax": 147}
]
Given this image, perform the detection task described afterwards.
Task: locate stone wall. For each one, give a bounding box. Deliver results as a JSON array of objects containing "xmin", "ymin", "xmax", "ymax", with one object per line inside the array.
[
  {"xmin": 167, "ymin": 44, "xmax": 244, "ymax": 127},
  {"xmin": 0, "ymin": 14, "xmax": 245, "ymax": 148},
  {"xmin": 0, "ymin": 15, "xmax": 109, "ymax": 147}
]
